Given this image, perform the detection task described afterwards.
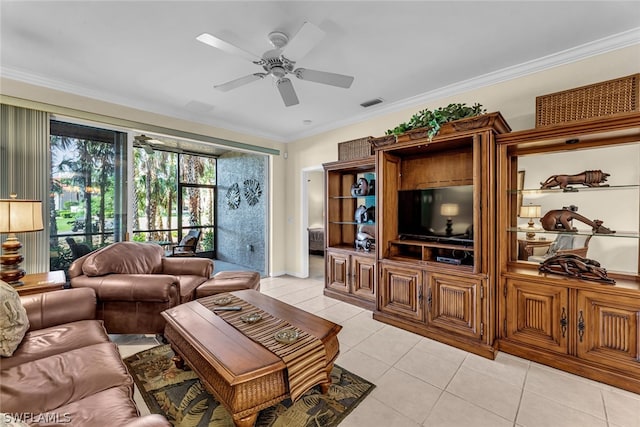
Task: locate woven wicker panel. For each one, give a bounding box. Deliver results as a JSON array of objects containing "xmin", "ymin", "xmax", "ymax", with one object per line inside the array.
[
  {"xmin": 536, "ymin": 74, "xmax": 640, "ymax": 127},
  {"xmin": 338, "ymin": 137, "xmax": 374, "ymax": 161}
]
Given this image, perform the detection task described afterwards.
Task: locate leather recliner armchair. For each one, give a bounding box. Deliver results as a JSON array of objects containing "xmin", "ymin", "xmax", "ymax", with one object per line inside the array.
[
  {"xmin": 1, "ymin": 286, "xmax": 171, "ymax": 426},
  {"xmin": 69, "ymin": 241, "xmax": 213, "ymax": 334}
]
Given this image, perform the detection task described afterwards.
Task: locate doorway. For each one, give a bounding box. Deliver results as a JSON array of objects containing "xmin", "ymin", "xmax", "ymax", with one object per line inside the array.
[{"xmin": 302, "ymin": 167, "xmax": 324, "ymax": 280}]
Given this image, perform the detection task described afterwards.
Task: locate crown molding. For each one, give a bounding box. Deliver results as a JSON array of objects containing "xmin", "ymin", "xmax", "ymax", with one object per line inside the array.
[{"xmin": 287, "ymin": 27, "xmax": 640, "ymax": 142}]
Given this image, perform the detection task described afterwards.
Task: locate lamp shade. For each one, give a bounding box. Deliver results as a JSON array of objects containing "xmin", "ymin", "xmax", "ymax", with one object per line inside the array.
[
  {"xmin": 440, "ymin": 203, "xmax": 459, "ymax": 217},
  {"xmin": 519, "ymin": 204, "xmax": 541, "ymax": 219},
  {"xmin": 0, "ymin": 198, "xmax": 44, "ymax": 233}
]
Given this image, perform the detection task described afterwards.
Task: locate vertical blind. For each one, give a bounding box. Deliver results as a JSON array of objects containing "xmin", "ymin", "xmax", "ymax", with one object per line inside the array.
[{"xmin": 0, "ymin": 104, "xmax": 50, "ymax": 274}]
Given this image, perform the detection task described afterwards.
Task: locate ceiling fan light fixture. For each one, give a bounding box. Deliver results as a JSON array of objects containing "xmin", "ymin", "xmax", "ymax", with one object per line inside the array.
[{"xmin": 268, "ymin": 31, "xmax": 289, "ymax": 49}]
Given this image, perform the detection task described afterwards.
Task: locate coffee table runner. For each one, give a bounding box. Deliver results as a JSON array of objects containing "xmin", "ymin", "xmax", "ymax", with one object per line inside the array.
[{"xmin": 199, "ymin": 293, "xmax": 328, "ymax": 401}]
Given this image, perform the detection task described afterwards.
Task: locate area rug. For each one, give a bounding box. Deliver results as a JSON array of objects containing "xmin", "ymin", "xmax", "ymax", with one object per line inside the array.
[{"xmin": 124, "ymin": 344, "xmax": 375, "ymax": 427}]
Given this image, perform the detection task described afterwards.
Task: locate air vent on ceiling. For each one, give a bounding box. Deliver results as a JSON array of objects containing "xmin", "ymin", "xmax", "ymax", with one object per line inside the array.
[{"xmin": 360, "ymin": 98, "xmax": 383, "ymax": 108}]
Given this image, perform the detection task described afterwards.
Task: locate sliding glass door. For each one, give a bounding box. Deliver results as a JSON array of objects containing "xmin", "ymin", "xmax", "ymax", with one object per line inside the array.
[{"xmin": 49, "ymin": 120, "xmax": 126, "ymax": 271}]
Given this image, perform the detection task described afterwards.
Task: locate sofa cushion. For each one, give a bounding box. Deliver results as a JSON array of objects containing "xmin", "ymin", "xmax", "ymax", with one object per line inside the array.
[
  {"xmin": 177, "ymin": 275, "xmax": 209, "ymax": 303},
  {"xmin": 0, "ymin": 320, "xmax": 109, "ymax": 370},
  {"xmin": 51, "ymin": 385, "xmax": 139, "ymax": 427},
  {"xmin": 0, "ymin": 342, "xmax": 132, "ymax": 413},
  {"xmin": 82, "ymin": 242, "xmax": 163, "ymax": 277},
  {"xmin": 0, "ymin": 280, "xmax": 30, "ymax": 357}
]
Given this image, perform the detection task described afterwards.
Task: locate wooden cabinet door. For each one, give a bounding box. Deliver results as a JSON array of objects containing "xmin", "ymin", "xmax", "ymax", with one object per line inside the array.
[
  {"xmin": 505, "ymin": 279, "xmax": 569, "ymax": 354},
  {"xmin": 577, "ymin": 290, "xmax": 640, "ymax": 371},
  {"xmin": 352, "ymin": 255, "xmax": 376, "ymax": 301},
  {"xmin": 326, "ymin": 250, "xmax": 350, "ymax": 294},
  {"xmin": 428, "ymin": 273, "xmax": 483, "ymax": 340},
  {"xmin": 379, "ymin": 263, "xmax": 424, "ymax": 322}
]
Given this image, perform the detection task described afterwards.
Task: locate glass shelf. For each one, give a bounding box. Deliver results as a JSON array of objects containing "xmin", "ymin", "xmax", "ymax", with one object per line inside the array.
[
  {"xmin": 508, "ymin": 184, "xmax": 639, "ymax": 195},
  {"xmin": 507, "ymin": 227, "xmax": 639, "ymax": 239},
  {"xmin": 330, "ymin": 195, "xmax": 376, "ymax": 200},
  {"xmin": 330, "ymin": 221, "xmax": 376, "ymax": 226}
]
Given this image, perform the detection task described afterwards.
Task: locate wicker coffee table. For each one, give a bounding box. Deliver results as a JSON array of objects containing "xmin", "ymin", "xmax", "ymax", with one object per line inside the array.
[{"xmin": 161, "ymin": 289, "xmax": 342, "ymax": 427}]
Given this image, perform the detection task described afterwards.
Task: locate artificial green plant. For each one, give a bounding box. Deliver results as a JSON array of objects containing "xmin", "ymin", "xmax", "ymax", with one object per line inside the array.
[{"xmin": 386, "ymin": 103, "xmax": 486, "ymax": 140}]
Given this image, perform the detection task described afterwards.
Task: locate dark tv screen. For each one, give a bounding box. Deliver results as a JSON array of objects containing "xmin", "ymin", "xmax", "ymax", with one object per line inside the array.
[{"xmin": 398, "ymin": 185, "xmax": 474, "ymax": 240}]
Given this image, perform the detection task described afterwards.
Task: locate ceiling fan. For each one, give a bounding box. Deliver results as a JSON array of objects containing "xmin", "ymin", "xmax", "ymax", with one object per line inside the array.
[
  {"xmin": 134, "ymin": 134, "xmax": 157, "ymax": 154},
  {"xmin": 196, "ymin": 22, "xmax": 354, "ymax": 107}
]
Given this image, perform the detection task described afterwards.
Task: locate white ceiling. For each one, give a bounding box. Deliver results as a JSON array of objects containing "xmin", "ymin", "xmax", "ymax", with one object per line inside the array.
[{"xmin": 2, "ymin": 1, "xmax": 639, "ymax": 143}]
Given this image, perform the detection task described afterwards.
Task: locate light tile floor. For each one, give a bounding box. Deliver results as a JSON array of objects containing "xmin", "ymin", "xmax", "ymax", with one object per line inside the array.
[{"xmin": 115, "ymin": 255, "xmax": 640, "ymax": 427}]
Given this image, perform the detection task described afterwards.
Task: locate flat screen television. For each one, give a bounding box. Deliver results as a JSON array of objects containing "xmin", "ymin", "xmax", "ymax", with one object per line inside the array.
[{"xmin": 398, "ymin": 185, "xmax": 474, "ymax": 244}]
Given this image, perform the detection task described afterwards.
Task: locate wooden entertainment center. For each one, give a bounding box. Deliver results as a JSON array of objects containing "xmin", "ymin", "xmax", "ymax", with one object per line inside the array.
[
  {"xmin": 323, "ymin": 107, "xmax": 640, "ymax": 393},
  {"xmin": 372, "ymin": 113, "xmax": 510, "ymax": 359}
]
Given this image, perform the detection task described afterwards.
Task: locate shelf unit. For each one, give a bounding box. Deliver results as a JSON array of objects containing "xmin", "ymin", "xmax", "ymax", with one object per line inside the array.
[
  {"xmin": 373, "ymin": 112, "xmax": 510, "ymax": 359},
  {"xmin": 324, "ymin": 157, "xmax": 377, "ymax": 309},
  {"xmin": 496, "ymin": 112, "xmax": 640, "ymax": 393}
]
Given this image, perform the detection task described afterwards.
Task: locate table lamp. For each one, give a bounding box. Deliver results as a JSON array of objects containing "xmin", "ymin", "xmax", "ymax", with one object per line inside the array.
[
  {"xmin": 440, "ymin": 203, "xmax": 459, "ymax": 236},
  {"xmin": 519, "ymin": 204, "xmax": 541, "ymax": 240},
  {"xmin": 0, "ymin": 194, "xmax": 44, "ymax": 286}
]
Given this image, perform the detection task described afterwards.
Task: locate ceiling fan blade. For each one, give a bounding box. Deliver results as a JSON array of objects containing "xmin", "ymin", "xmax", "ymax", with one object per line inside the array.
[
  {"xmin": 277, "ymin": 78, "xmax": 299, "ymax": 107},
  {"xmin": 294, "ymin": 68, "xmax": 354, "ymax": 88},
  {"xmin": 214, "ymin": 73, "xmax": 266, "ymax": 92},
  {"xmin": 196, "ymin": 33, "xmax": 260, "ymax": 62},
  {"xmin": 281, "ymin": 22, "xmax": 325, "ymax": 60}
]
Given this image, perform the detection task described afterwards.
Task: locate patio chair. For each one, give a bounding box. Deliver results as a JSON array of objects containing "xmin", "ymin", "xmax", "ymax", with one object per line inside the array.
[
  {"xmin": 66, "ymin": 237, "xmax": 93, "ymax": 260},
  {"xmin": 166, "ymin": 229, "xmax": 202, "ymax": 257}
]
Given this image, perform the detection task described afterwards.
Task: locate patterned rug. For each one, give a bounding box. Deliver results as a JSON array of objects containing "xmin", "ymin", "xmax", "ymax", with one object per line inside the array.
[{"xmin": 124, "ymin": 344, "xmax": 375, "ymax": 427}]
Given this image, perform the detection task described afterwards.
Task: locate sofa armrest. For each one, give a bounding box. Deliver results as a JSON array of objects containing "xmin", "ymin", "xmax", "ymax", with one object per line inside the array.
[
  {"xmin": 20, "ymin": 287, "xmax": 97, "ymax": 331},
  {"xmin": 162, "ymin": 257, "xmax": 213, "ymax": 278},
  {"xmin": 123, "ymin": 415, "xmax": 171, "ymax": 427},
  {"xmin": 71, "ymin": 274, "xmax": 180, "ymax": 302},
  {"xmin": 67, "ymin": 252, "xmax": 94, "ymax": 279}
]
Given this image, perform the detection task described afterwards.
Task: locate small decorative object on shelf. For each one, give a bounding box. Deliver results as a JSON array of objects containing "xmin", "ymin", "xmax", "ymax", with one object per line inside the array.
[
  {"xmin": 540, "ymin": 170, "xmax": 610, "ymax": 190},
  {"xmin": 519, "ymin": 204, "xmax": 541, "ymax": 239},
  {"xmin": 539, "ymin": 254, "xmax": 615, "ymax": 284},
  {"xmin": 354, "ymin": 205, "xmax": 375, "ymax": 223},
  {"xmin": 540, "ymin": 205, "xmax": 615, "ymax": 234},
  {"xmin": 350, "ymin": 177, "xmax": 375, "ymax": 196},
  {"xmin": 355, "ymin": 230, "xmax": 375, "ymax": 251}
]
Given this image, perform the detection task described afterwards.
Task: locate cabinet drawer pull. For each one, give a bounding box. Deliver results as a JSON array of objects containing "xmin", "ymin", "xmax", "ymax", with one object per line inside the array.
[
  {"xmin": 560, "ymin": 307, "xmax": 568, "ymax": 338},
  {"xmin": 577, "ymin": 310, "xmax": 585, "ymax": 342}
]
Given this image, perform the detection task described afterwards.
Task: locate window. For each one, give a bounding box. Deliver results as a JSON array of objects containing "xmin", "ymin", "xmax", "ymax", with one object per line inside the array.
[
  {"xmin": 49, "ymin": 121, "xmax": 126, "ymax": 271},
  {"xmin": 132, "ymin": 148, "xmax": 217, "ymax": 256}
]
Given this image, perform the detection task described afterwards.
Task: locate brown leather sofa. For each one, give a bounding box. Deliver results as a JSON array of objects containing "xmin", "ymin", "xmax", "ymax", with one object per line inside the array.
[
  {"xmin": 0, "ymin": 287, "xmax": 170, "ymax": 426},
  {"xmin": 69, "ymin": 241, "xmax": 213, "ymax": 334}
]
